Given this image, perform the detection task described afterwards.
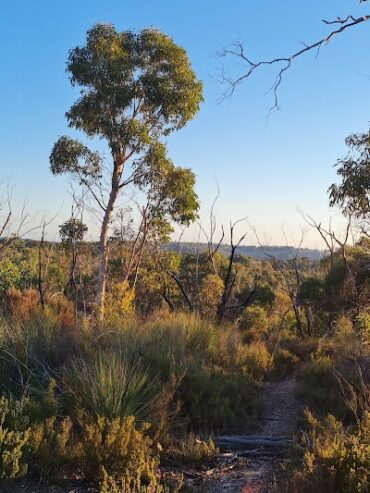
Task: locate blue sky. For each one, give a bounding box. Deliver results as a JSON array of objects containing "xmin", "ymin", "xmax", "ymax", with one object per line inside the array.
[{"xmin": 1, "ymin": 0, "xmax": 370, "ymax": 247}]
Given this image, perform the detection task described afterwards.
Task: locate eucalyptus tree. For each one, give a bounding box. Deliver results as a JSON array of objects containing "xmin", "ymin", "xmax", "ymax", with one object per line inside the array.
[
  {"xmin": 50, "ymin": 24, "xmax": 203, "ymax": 317},
  {"xmin": 329, "ymin": 131, "xmax": 370, "ymax": 218},
  {"xmin": 59, "ymin": 216, "xmax": 88, "ymax": 305}
]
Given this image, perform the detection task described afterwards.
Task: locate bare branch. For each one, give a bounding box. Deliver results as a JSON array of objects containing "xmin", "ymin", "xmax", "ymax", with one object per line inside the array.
[{"xmin": 220, "ymin": 12, "xmax": 370, "ymax": 114}]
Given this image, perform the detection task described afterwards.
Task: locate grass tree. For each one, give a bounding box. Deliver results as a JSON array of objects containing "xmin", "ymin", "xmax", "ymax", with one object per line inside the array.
[{"xmin": 50, "ymin": 23, "xmax": 203, "ymax": 317}]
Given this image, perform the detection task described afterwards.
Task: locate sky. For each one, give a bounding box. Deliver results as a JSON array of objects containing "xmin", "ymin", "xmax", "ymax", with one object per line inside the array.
[{"xmin": 1, "ymin": 0, "xmax": 370, "ymax": 248}]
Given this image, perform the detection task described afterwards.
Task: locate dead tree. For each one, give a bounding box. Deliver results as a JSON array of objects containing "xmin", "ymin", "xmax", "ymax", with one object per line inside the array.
[
  {"xmin": 216, "ymin": 219, "xmax": 257, "ymax": 323},
  {"xmin": 0, "ymin": 182, "xmax": 40, "ymax": 259},
  {"xmin": 252, "ymin": 228, "xmax": 310, "ymax": 338}
]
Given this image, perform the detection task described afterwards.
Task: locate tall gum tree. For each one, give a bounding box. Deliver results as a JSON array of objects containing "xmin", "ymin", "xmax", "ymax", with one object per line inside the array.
[{"xmin": 50, "ymin": 24, "xmax": 203, "ymax": 317}]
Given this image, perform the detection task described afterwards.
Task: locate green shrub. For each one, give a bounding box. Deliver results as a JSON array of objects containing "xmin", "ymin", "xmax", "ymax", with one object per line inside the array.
[
  {"xmin": 297, "ymin": 355, "xmax": 345, "ymax": 418},
  {"xmin": 273, "ymin": 347, "xmax": 300, "ymax": 377},
  {"xmin": 236, "ymin": 342, "xmax": 273, "ymax": 381},
  {"xmin": 117, "ymin": 313, "xmax": 262, "ymax": 432},
  {"xmin": 353, "ymin": 312, "xmax": 370, "ymax": 346},
  {"xmin": 29, "ymin": 415, "xmax": 82, "ymax": 478},
  {"xmin": 81, "ymin": 415, "xmax": 157, "ymax": 482},
  {"xmin": 0, "ymin": 396, "xmax": 29, "ymax": 479},
  {"xmin": 99, "ymin": 464, "xmax": 179, "ymax": 493},
  {"xmin": 280, "ymin": 410, "xmax": 370, "ymax": 493},
  {"xmin": 239, "ymin": 306, "xmax": 269, "ymax": 335}
]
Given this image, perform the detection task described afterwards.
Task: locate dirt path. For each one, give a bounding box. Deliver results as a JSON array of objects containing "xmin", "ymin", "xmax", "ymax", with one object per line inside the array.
[{"xmin": 199, "ymin": 375, "xmax": 301, "ymax": 493}]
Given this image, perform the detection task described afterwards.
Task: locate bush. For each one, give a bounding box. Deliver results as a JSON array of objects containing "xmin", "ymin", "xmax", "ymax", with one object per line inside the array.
[
  {"xmin": 280, "ymin": 410, "xmax": 370, "ymax": 493},
  {"xmin": 99, "ymin": 464, "xmax": 178, "ymax": 493},
  {"xmin": 236, "ymin": 342, "xmax": 273, "ymax": 381},
  {"xmin": 353, "ymin": 312, "xmax": 370, "ymax": 346},
  {"xmin": 297, "ymin": 355, "xmax": 345, "ymax": 418},
  {"xmin": 273, "ymin": 347, "xmax": 300, "ymax": 377},
  {"xmin": 29, "ymin": 415, "xmax": 82, "ymax": 478},
  {"xmin": 239, "ymin": 306, "xmax": 269, "ymax": 336},
  {"xmin": 0, "ymin": 396, "xmax": 29, "ymax": 479},
  {"xmin": 82, "ymin": 416, "xmax": 157, "ymax": 482},
  {"xmin": 120, "ymin": 313, "xmax": 262, "ymax": 431}
]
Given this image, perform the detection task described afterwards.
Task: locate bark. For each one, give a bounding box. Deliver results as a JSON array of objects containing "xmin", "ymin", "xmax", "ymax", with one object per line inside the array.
[{"xmin": 96, "ymin": 158, "xmax": 123, "ymax": 319}]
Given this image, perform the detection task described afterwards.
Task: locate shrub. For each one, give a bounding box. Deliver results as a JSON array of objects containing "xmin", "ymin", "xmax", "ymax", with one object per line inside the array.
[
  {"xmin": 297, "ymin": 355, "xmax": 345, "ymax": 418},
  {"xmin": 198, "ymin": 274, "xmax": 223, "ymax": 318},
  {"xmin": 239, "ymin": 306, "xmax": 269, "ymax": 336},
  {"xmin": 81, "ymin": 415, "xmax": 157, "ymax": 482},
  {"xmin": 273, "ymin": 347, "xmax": 300, "ymax": 377},
  {"xmin": 0, "ymin": 396, "xmax": 29, "ymax": 479},
  {"xmin": 280, "ymin": 410, "xmax": 370, "ymax": 493},
  {"xmin": 0, "ymin": 259, "xmax": 21, "ymax": 297},
  {"xmin": 62, "ymin": 351, "xmax": 161, "ymax": 421},
  {"xmin": 236, "ymin": 342, "xmax": 273, "ymax": 381},
  {"xmin": 99, "ymin": 464, "xmax": 178, "ymax": 493},
  {"xmin": 29, "ymin": 415, "xmax": 82, "ymax": 478},
  {"xmin": 5, "ymin": 288, "xmax": 38, "ymax": 320},
  {"xmin": 353, "ymin": 312, "xmax": 370, "ymax": 346}
]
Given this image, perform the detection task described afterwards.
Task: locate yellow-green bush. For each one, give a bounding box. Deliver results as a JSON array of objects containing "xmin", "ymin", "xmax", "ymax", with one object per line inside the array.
[
  {"xmin": 0, "ymin": 397, "xmax": 29, "ymax": 479},
  {"xmin": 273, "ymin": 347, "xmax": 300, "ymax": 377},
  {"xmin": 281, "ymin": 410, "xmax": 370, "ymax": 493},
  {"xmin": 30, "ymin": 415, "xmax": 82, "ymax": 478},
  {"xmin": 236, "ymin": 342, "xmax": 273, "ymax": 381},
  {"xmin": 81, "ymin": 415, "xmax": 157, "ymax": 482},
  {"xmin": 353, "ymin": 312, "xmax": 370, "ymax": 346},
  {"xmin": 239, "ymin": 306, "xmax": 269, "ymax": 336},
  {"xmin": 297, "ymin": 355, "xmax": 345, "ymax": 418},
  {"xmin": 99, "ymin": 464, "xmax": 179, "ymax": 493}
]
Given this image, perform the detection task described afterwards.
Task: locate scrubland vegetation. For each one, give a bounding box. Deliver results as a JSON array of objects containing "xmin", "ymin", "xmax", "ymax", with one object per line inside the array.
[
  {"xmin": 2, "ymin": 8, "xmax": 370, "ymax": 492},
  {"xmin": 1, "ymin": 228, "xmax": 370, "ymax": 491}
]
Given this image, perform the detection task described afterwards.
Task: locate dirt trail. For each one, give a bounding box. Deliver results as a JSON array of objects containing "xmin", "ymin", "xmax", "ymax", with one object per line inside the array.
[{"xmin": 201, "ymin": 375, "xmax": 301, "ymax": 493}]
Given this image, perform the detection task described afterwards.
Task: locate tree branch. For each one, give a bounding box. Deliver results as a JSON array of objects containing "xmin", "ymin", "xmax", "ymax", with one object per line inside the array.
[{"xmin": 220, "ymin": 11, "xmax": 370, "ymax": 115}]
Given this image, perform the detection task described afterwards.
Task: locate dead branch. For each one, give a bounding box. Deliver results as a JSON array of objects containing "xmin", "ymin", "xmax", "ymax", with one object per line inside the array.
[{"xmin": 220, "ymin": 11, "xmax": 370, "ymax": 114}]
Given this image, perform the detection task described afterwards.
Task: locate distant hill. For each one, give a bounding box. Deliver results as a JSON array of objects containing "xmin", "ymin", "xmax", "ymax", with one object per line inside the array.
[{"xmin": 166, "ymin": 242, "xmax": 323, "ymax": 261}]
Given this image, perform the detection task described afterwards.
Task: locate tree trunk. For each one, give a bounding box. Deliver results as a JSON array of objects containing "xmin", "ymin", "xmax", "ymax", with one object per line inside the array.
[{"xmin": 96, "ymin": 159, "xmax": 123, "ymax": 319}]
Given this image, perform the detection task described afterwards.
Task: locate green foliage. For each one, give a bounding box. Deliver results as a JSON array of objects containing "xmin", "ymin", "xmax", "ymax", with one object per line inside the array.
[
  {"xmin": 281, "ymin": 410, "xmax": 370, "ymax": 493},
  {"xmin": 29, "ymin": 415, "xmax": 80, "ymax": 478},
  {"xmin": 50, "ymin": 23, "xmax": 202, "ymax": 230},
  {"xmin": 239, "ymin": 306, "xmax": 269, "ymax": 335},
  {"xmin": 236, "ymin": 341, "xmax": 273, "ymax": 381},
  {"xmin": 82, "ymin": 416, "xmax": 156, "ymax": 482},
  {"xmin": 273, "ymin": 347, "xmax": 300, "ymax": 377},
  {"xmin": 329, "ymin": 131, "xmax": 370, "ymax": 217},
  {"xmin": 59, "ymin": 217, "xmax": 88, "ymax": 243},
  {"xmin": 0, "ymin": 396, "xmax": 29, "ymax": 479},
  {"xmin": 99, "ymin": 464, "xmax": 178, "ymax": 493},
  {"xmin": 66, "ymin": 24, "xmax": 203, "ymax": 138},
  {"xmin": 127, "ymin": 313, "xmax": 263, "ymax": 431},
  {"xmin": 198, "ymin": 273, "xmax": 223, "ymax": 318},
  {"xmin": 297, "ymin": 355, "xmax": 346, "ymax": 418},
  {"xmin": 62, "ymin": 351, "xmax": 161, "ymax": 421},
  {"xmin": 353, "ymin": 312, "xmax": 370, "ymax": 346},
  {"xmin": 0, "ymin": 259, "xmax": 21, "ymax": 296}
]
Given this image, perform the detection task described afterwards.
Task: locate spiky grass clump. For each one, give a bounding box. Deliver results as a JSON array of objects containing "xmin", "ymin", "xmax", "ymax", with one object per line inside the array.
[{"xmin": 62, "ymin": 351, "xmax": 161, "ymax": 421}]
